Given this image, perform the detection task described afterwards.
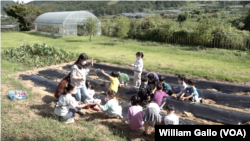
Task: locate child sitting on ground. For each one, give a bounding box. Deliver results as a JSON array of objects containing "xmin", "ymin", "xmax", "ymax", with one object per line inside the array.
[
  {"xmin": 54, "ymin": 83, "xmax": 92, "ymax": 123},
  {"xmin": 84, "ymin": 81, "xmax": 101, "ymax": 111},
  {"xmin": 164, "ymin": 104, "xmax": 179, "ymax": 125},
  {"xmin": 137, "ymin": 75, "xmax": 151, "ymax": 104},
  {"xmin": 96, "ymin": 90, "xmax": 123, "ymax": 119},
  {"xmin": 159, "ymin": 76, "xmax": 173, "ymax": 95},
  {"xmin": 102, "ymin": 70, "xmax": 120, "ymax": 94},
  {"xmin": 143, "ymin": 101, "xmax": 162, "ymax": 136},
  {"xmin": 151, "ymin": 83, "xmax": 169, "ymax": 107},
  {"xmin": 118, "ymin": 71, "xmax": 130, "ymax": 87},
  {"xmin": 122, "ymin": 95, "xmax": 144, "ymax": 130},
  {"xmin": 172, "ymin": 74, "xmax": 187, "ymax": 98},
  {"xmin": 179, "ymin": 79, "xmax": 203, "ymax": 103}
]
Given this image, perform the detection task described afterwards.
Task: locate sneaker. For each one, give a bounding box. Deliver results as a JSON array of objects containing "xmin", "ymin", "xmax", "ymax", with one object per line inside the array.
[
  {"xmin": 93, "ymin": 105, "xmax": 100, "ymax": 111},
  {"xmin": 77, "ymin": 111, "xmax": 84, "ymax": 116},
  {"xmin": 86, "ymin": 105, "xmax": 91, "ymax": 109},
  {"xmin": 66, "ymin": 118, "xmax": 74, "ymax": 124}
]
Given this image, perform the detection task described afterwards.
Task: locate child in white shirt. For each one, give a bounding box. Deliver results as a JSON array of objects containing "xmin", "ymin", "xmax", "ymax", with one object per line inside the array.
[
  {"xmin": 84, "ymin": 81, "xmax": 101, "ymax": 111},
  {"xmin": 172, "ymin": 74, "xmax": 187, "ymax": 98},
  {"xmin": 164, "ymin": 104, "xmax": 179, "ymax": 125},
  {"xmin": 54, "ymin": 83, "xmax": 92, "ymax": 123},
  {"xmin": 131, "ymin": 52, "xmax": 144, "ymax": 89}
]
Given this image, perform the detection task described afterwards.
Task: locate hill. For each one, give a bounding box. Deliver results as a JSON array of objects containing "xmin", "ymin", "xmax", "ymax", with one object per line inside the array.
[
  {"xmin": 1, "ymin": 1, "xmax": 14, "ymax": 15},
  {"xmin": 27, "ymin": 1, "xmax": 187, "ymax": 16}
]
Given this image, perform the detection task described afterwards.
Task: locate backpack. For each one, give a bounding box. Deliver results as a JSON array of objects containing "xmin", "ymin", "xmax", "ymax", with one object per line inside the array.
[
  {"xmin": 54, "ymin": 72, "xmax": 71, "ymax": 99},
  {"xmin": 138, "ymin": 85, "xmax": 148, "ymax": 101}
]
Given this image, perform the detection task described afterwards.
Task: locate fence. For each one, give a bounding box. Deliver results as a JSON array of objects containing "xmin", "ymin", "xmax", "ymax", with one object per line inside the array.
[{"xmin": 102, "ymin": 26, "xmax": 250, "ymax": 51}]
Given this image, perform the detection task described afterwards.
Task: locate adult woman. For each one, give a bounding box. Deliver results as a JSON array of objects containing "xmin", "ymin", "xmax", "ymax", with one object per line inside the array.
[{"xmin": 70, "ymin": 53, "xmax": 93, "ymax": 112}]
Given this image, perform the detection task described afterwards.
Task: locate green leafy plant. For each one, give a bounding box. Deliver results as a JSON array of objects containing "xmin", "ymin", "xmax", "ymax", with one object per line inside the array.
[
  {"xmin": 115, "ymin": 15, "xmax": 130, "ymax": 44},
  {"xmin": 3, "ymin": 42, "xmax": 78, "ymax": 68},
  {"xmin": 83, "ymin": 17, "xmax": 100, "ymax": 41}
]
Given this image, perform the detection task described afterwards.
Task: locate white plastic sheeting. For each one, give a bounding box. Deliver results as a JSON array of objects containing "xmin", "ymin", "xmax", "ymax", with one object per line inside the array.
[{"xmin": 35, "ymin": 11, "xmax": 101, "ymax": 37}]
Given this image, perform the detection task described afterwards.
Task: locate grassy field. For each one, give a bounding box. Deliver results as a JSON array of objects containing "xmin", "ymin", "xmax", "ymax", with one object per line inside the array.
[
  {"xmin": 1, "ymin": 31, "xmax": 250, "ymax": 140},
  {"xmin": 1, "ymin": 32, "xmax": 250, "ymax": 83}
]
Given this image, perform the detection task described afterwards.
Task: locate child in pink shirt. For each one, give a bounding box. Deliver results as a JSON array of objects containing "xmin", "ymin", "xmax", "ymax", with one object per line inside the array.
[
  {"xmin": 123, "ymin": 95, "xmax": 144, "ymax": 130},
  {"xmin": 152, "ymin": 83, "xmax": 169, "ymax": 107}
]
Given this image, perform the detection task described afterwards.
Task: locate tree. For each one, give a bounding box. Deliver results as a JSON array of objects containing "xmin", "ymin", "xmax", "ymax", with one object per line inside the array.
[
  {"xmin": 177, "ymin": 13, "xmax": 187, "ymax": 27},
  {"xmin": 161, "ymin": 20, "xmax": 175, "ymax": 43},
  {"xmin": 84, "ymin": 17, "xmax": 100, "ymax": 41},
  {"xmin": 194, "ymin": 19, "xmax": 214, "ymax": 48},
  {"xmin": 3, "ymin": 1, "xmax": 43, "ymax": 31},
  {"xmin": 115, "ymin": 15, "xmax": 130, "ymax": 44}
]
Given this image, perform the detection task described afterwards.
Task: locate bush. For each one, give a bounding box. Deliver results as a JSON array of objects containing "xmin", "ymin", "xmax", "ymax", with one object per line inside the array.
[{"xmin": 3, "ymin": 43, "xmax": 78, "ymax": 68}]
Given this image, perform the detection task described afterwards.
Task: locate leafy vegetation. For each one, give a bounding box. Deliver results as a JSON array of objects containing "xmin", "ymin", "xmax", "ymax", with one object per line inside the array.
[
  {"xmin": 3, "ymin": 42, "xmax": 78, "ymax": 68},
  {"xmin": 28, "ymin": 1, "xmax": 187, "ymax": 16},
  {"xmin": 83, "ymin": 17, "xmax": 100, "ymax": 41},
  {"xmin": 115, "ymin": 16, "xmax": 130, "ymax": 44},
  {"xmin": 3, "ymin": 1, "xmax": 43, "ymax": 31},
  {"xmin": 101, "ymin": 11, "xmax": 250, "ymax": 51}
]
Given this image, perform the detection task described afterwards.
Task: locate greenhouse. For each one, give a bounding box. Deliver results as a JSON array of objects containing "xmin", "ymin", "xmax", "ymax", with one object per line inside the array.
[{"xmin": 35, "ymin": 11, "xmax": 101, "ymax": 37}]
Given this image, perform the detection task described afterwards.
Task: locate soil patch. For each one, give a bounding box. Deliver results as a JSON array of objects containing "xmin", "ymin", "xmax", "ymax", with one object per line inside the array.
[
  {"xmin": 202, "ymin": 99, "xmax": 250, "ymax": 114},
  {"xmin": 235, "ymin": 92, "xmax": 250, "ymax": 96}
]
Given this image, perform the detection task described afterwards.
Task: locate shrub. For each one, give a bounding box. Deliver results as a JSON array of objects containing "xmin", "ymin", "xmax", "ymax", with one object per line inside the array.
[{"xmin": 3, "ymin": 43, "xmax": 78, "ymax": 68}]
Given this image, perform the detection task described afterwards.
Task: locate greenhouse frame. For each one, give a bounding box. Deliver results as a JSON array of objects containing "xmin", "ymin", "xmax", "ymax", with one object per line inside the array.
[{"xmin": 35, "ymin": 11, "xmax": 101, "ymax": 37}]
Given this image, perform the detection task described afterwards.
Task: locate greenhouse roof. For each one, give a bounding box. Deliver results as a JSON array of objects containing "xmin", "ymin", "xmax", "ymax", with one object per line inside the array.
[{"xmin": 35, "ymin": 11, "xmax": 100, "ymax": 25}]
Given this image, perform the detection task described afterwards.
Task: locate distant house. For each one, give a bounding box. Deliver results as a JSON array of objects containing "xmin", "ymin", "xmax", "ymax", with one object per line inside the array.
[{"xmin": 121, "ymin": 12, "xmax": 155, "ymax": 18}]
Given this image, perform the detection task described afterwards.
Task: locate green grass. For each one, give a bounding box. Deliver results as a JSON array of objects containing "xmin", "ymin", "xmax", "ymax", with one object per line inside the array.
[
  {"xmin": 1, "ymin": 57, "xmax": 127, "ymax": 140},
  {"xmin": 1, "ymin": 32, "xmax": 250, "ymax": 82},
  {"xmin": 108, "ymin": 1, "xmax": 119, "ymax": 5},
  {"xmin": 1, "ymin": 31, "xmax": 250, "ymax": 140}
]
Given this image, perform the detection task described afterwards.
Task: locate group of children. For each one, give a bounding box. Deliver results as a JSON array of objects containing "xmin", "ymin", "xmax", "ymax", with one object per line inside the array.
[{"xmin": 53, "ymin": 51, "xmax": 202, "ymax": 136}]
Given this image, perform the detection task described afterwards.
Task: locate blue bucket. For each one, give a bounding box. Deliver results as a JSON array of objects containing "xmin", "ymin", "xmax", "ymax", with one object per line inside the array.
[{"xmin": 8, "ymin": 90, "xmax": 28, "ymax": 100}]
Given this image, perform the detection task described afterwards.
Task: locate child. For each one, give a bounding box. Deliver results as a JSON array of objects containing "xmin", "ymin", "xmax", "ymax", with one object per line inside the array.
[
  {"xmin": 159, "ymin": 76, "xmax": 173, "ymax": 95},
  {"xmin": 172, "ymin": 74, "xmax": 187, "ymax": 98},
  {"xmin": 84, "ymin": 81, "xmax": 102, "ymax": 111},
  {"xmin": 164, "ymin": 104, "xmax": 179, "ymax": 125},
  {"xmin": 131, "ymin": 52, "xmax": 144, "ymax": 89},
  {"xmin": 179, "ymin": 79, "xmax": 203, "ymax": 103},
  {"xmin": 96, "ymin": 90, "xmax": 123, "ymax": 119},
  {"xmin": 143, "ymin": 101, "xmax": 162, "ymax": 136},
  {"xmin": 137, "ymin": 75, "xmax": 151, "ymax": 104},
  {"xmin": 102, "ymin": 70, "xmax": 120, "ymax": 94},
  {"xmin": 118, "ymin": 71, "xmax": 130, "ymax": 87},
  {"xmin": 151, "ymin": 83, "xmax": 169, "ymax": 107},
  {"xmin": 146, "ymin": 72, "xmax": 159, "ymax": 99},
  {"xmin": 122, "ymin": 95, "xmax": 144, "ymax": 130},
  {"xmin": 54, "ymin": 83, "xmax": 92, "ymax": 123}
]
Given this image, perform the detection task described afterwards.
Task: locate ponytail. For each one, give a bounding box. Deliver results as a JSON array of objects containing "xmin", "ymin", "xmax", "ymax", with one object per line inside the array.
[
  {"xmin": 63, "ymin": 82, "xmax": 75, "ymax": 95},
  {"xmin": 136, "ymin": 52, "xmax": 144, "ymax": 58}
]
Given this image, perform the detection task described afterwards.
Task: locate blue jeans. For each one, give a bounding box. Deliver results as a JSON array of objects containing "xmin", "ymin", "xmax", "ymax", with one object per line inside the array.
[
  {"xmin": 76, "ymin": 85, "xmax": 88, "ymax": 102},
  {"xmin": 64, "ymin": 108, "xmax": 77, "ymax": 119}
]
